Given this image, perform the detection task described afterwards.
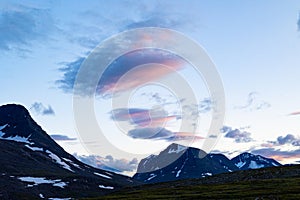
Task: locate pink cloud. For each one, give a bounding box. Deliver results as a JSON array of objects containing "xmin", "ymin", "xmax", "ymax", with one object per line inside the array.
[
  {"xmin": 288, "ymin": 111, "xmax": 300, "ymax": 116},
  {"xmin": 111, "ymin": 108, "xmax": 179, "ymax": 128},
  {"xmin": 101, "ymin": 61, "xmax": 185, "ymax": 95},
  {"xmin": 173, "ymin": 132, "xmax": 205, "ymax": 141},
  {"xmin": 97, "ymin": 49, "xmax": 187, "ymax": 96}
]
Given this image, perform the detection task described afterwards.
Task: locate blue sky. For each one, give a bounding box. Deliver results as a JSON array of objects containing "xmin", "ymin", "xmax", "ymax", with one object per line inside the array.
[{"xmin": 1, "ymin": 0, "xmax": 300, "ymax": 175}]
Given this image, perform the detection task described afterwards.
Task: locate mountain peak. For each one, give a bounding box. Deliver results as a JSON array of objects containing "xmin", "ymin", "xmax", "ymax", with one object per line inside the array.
[
  {"xmin": 232, "ymin": 152, "xmax": 281, "ymax": 170},
  {"xmin": 165, "ymin": 143, "xmax": 188, "ymax": 154},
  {"xmin": 134, "ymin": 144, "xmax": 283, "ymax": 183},
  {"xmin": 0, "ymin": 104, "xmax": 137, "ymax": 199},
  {"xmin": 0, "ymin": 104, "xmax": 34, "ymax": 138},
  {"xmin": 0, "ymin": 104, "xmax": 30, "ymax": 119},
  {"xmin": 0, "ymin": 104, "xmax": 65, "ymax": 155}
]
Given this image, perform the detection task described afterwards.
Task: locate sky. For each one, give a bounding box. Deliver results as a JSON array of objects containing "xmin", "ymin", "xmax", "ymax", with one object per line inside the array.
[{"xmin": 1, "ymin": 0, "xmax": 300, "ymax": 175}]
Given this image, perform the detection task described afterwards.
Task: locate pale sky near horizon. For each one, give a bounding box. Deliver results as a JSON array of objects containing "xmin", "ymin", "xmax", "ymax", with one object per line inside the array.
[{"xmin": 1, "ymin": 0, "xmax": 300, "ymax": 175}]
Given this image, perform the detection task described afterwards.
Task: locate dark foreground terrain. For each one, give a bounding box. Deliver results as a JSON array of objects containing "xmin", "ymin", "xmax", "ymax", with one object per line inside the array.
[{"xmin": 84, "ymin": 164, "xmax": 300, "ymax": 200}]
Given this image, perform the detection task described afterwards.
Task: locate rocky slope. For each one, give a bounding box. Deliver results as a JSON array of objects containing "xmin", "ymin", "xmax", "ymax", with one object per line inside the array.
[{"xmin": 0, "ymin": 104, "xmax": 138, "ymax": 200}]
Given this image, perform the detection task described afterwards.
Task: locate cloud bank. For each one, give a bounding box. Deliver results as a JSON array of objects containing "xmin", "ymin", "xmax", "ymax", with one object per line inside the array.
[
  {"xmin": 50, "ymin": 134, "xmax": 76, "ymax": 141},
  {"xmin": 74, "ymin": 153, "xmax": 138, "ymax": 174}
]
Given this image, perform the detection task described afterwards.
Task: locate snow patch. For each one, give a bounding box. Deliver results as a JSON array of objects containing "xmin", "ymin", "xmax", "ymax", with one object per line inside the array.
[
  {"xmin": 39, "ymin": 194, "xmax": 44, "ymax": 199},
  {"xmin": 176, "ymin": 170, "xmax": 182, "ymax": 177},
  {"xmin": 62, "ymin": 158, "xmax": 81, "ymax": 169},
  {"xmin": 0, "ymin": 132, "xmax": 32, "ymax": 144},
  {"xmin": 258, "ymin": 156, "xmax": 269, "ymax": 163},
  {"xmin": 202, "ymin": 172, "xmax": 212, "ymax": 176},
  {"xmin": 18, "ymin": 177, "xmax": 55, "ymax": 186},
  {"xmin": 53, "ymin": 182, "xmax": 68, "ymax": 188},
  {"xmin": 46, "ymin": 150, "xmax": 74, "ymax": 172},
  {"xmin": 0, "ymin": 124, "xmax": 8, "ymax": 131},
  {"xmin": 25, "ymin": 144, "xmax": 43, "ymax": 152},
  {"xmin": 147, "ymin": 173, "xmax": 157, "ymax": 181},
  {"xmin": 0, "ymin": 124, "xmax": 34, "ymax": 144},
  {"xmin": 248, "ymin": 161, "xmax": 264, "ymax": 169},
  {"xmin": 94, "ymin": 172, "xmax": 112, "ymax": 179},
  {"xmin": 99, "ymin": 185, "xmax": 114, "ymax": 189},
  {"xmin": 145, "ymin": 154, "xmax": 155, "ymax": 160},
  {"xmin": 168, "ymin": 144, "xmax": 187, "ymax": 154},
  {"xmin": 18, "ymin": 177, "xmax": 68, "ymax": 188},
  {"xmin": 143, "ymin": 159, "xmax": 148, "ymax": 166},
  {"xmin": 176, "ymin": 156, "xmax": 189, "ymax": 177},
  {"xmin": 235, "ymin": 161, "xmax": 246, "ymax": 168}
]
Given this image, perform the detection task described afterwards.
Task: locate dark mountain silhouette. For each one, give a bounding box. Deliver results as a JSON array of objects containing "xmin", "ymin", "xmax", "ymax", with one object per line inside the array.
[
  {"xmin": 232, "ymin": 152, "xmax": 281, "ymax": 170},
  {"xmin": 133, "ymin": 143, "xmax": 282, "ymax": 183},
  {"xmin": 0, "ymin": 104, "xmax": 138, "ymax": 200}
]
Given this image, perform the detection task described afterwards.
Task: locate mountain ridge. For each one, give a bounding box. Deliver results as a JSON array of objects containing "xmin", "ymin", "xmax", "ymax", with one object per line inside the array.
[
  {"xmin": 133, "ymin": 143, "xmax": 281, "ymax": 183},
  {"xmin": 0, "ymin": 104, "xmax": 138, "ymax": 200}
]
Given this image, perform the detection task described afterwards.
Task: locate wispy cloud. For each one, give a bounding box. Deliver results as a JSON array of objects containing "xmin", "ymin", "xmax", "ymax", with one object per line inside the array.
[
  {"xmin": 56, "ymin": 57, "xmax": 85, "ymax": 93},
  {"xmin": 221, "ymin": 126, "xmax": 253, "ymax": 143},
  {"xmin": 297, "ymin": 12, "xmax": 300, "ymax": 31},
  {"xmin": 128, "ymin": 127, "xmax": 204, "ymax": 142},
  {"xmin": 235, "ymin": 92, "xmax": 270, "ymax": 111},
  {"xmin": 0, "ymin": 4, "xmax": 55, "ymax": 53},
  {"xmin": 199, "ymin": 98, "xmax": 214, "ymax": 113},
  {"xmin": 65, "ymin": 1, "xmax": 199, "ymax": 50},
  {"xmin": 111, "ymin": 108, "xmax": 179, "ymax": 128},
  {"xmin": 50, "ymin": 134, "xmax": 76, "ymax": 141},
  {"xmin": 73, "ymin": 153, "xmax": 138, "ymax": 174},
  {"xmin": 251, "ymin": 148, "xmax": 300, "ymax": 162},
  {"xmin": 30, "ymin": 102, "xmax": 55, "ymax": 116},
  {"xmin": 288, "ymin": 111, "xmax": 300, "ymax": 116},
  {"xmin": 125, "ymin": 11, "xmax": 188, "ymax": 30}
]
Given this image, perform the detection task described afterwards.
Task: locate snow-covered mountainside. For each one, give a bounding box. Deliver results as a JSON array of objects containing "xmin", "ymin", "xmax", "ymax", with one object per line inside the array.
[
  {"xmin": 0, "ymin": 104, "xmax": 137, "ymax": 200},
  {"xmin": 232, "ymin": 152, "xmax": 281, "ymax": 170},
  {"xmin": 133, "ymin": 143, "xmax": 282, "ymax": 183}
]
